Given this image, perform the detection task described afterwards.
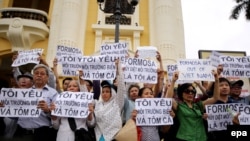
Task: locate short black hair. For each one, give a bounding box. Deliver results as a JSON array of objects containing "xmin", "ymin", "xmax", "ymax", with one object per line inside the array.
[
  {"xmin": 128, "ymin": 84, "xmax": 140, "ymax": 94},
  {"xmin": 62, "ymin": 77, "xmax": 72, "ymax": 85},
  {"xmin": 177, "ymin": 83, "xmax": 196, "ymax": 101},
  {"xmin": 101, "ymin": 80, "xmax": 117, "ymax": 92}
]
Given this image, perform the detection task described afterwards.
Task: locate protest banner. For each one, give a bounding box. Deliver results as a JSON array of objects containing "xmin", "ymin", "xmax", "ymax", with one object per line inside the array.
[
  {"xmin": 136, "ymin": 46, "xmax": 157, "ymax": 59},
  {"xmin": 135, "ymin": 98, "xmax": 173, "ymax": 126},
  {"xmin": 51, "ymin": 91, "xmax": 93, "ymax": 118},
  {"xmin": 199, "ymin": 50, "xmax": 250, "ymax": 100},
  {"xmin": 238, "ymin": 105, "xmax": 250, "ymax": 125},
  {"xmin": 209, "ymin": 51, "xmax": 221, "ymax": 67},
  {"xmin": 79, "ymin": 55, "xmax": 116, "ymax": 80},
  {"xmin": 0, "ymin": 88, "xmax": 42, "ymax": 117},
  {"xmin": 100, "ymin": 42, "xmax": 128, "ymax": 62},
  {"xmin": 177, "ymin": 59, "xmax": 215, "ymax": 81},
  {"xmin": 123, "ymin": 57, "xmax": 158, "ymax": 84},
  {"xmin": 206, "ymin": 103, "xmax": 244, "ymax": 131},
  {"xmin": 11, "ymin": 48, "xmax": 43, "ymax": 67},
  {"xmin": 220, "ymin": 55, "xmax": 250, "ymax": 78},
  {"xmin": 61, "ymin": 55, "xmax": 116, "ymax": 79},
  {"xmin": 166, "ymin": 64, "xmax": 193, "ymax": 84},
  {"xmin": 61, "ymin": 55, "xmax": 83, "ymax": 76},
  {"xmin": 56, "ymin": 45, "xmax": 82, "ymax": 63}
]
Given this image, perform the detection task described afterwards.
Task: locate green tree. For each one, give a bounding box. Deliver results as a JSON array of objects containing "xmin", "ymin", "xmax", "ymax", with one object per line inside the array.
[{"xmin": 230, "ymin": 0, "xmax": 250, "ymax": 20}]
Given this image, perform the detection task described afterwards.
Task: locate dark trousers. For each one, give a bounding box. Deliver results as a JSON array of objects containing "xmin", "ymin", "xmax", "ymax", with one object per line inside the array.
[{"xmin": 13, "ymin": 125, "xmax": 57, "ymax": 141}]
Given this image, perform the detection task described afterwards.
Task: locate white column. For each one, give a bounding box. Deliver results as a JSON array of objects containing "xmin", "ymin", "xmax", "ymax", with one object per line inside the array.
[
  {"xmin": 149, "ymin": 0, "xmax": 185, "ymax": 66},
  {"xmin": 47, "ymin": 0, "xmax": 88, "ymax": 65}
]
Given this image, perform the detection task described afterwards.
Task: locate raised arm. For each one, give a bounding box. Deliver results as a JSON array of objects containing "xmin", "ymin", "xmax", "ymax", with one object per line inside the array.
[
  {"xmin": 53, "ymin": 58, "xmax": 61, "ymax": 92},
  {"xmin": 165, "ymin": 72, "xmax": 178, "ymax": 110},
  {"xmin": 115, "ymin": 60, "xmax": 125, "ymax": 110},
  {"xmin": 202, "ymin": 70, "xmax": 220, "ymax": 106},
  {"xmin": 154, "ymin": 52, "xmax": 164, "ymax": 97}
]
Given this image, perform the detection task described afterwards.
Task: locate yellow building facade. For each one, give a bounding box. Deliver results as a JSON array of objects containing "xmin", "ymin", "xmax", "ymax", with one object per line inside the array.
[{"xmin": 0, "ymin": 0, "xmax": 185, "ymax": 87}]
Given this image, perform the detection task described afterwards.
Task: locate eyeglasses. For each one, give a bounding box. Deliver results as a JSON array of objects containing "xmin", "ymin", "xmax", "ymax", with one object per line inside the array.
[{"xmin": 183, "ymin": 89, "xmax": 196, "ymax": 95}]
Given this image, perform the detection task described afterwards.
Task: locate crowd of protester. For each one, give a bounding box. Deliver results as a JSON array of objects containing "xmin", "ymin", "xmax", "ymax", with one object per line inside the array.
[{"xmin": 0, "ymin": 51, "xmax": 249, "ymax": 141}]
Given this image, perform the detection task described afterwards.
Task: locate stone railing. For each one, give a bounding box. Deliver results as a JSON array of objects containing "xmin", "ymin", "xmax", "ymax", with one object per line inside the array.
[{"xmin": 0, "ymin": 7, "xmax": 48, "ymax": 24}]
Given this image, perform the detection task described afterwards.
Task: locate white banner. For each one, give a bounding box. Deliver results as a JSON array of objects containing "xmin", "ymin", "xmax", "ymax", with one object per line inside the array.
[
  {"xmin": 209, "ymin": 51, "xmax": 221, "ymax": 67},
  {"xmin": 220, "ymin": 56, "xmax": 250, "ymax": 77},
  {"xmin": 137, "ymin": 46, "xmax": 157, "ymax": 59},
  {"xmin": 166, "ymin": 64, "xmax": 193, "ymax": 84},
  {"xmin": 123, "ymin": 58, "xmax": 158, "ymax": 84},
  {"xmin": 135, "ymin": 98, "xmax": 173, "ymax": 126},
  {"xmin": 177, "ymin": 59, "xmax": 215, "ymax": 81},
  {"xmin": 12, "ymin": 48, "xmax": 43, "ymax": 67},
  {"xmin": 0, "ymin": 88, "xmax": 43, "ymax": 117},
  {"xmin": 238, "ymin": 105, "xmax": 250, "ymax": 125},
  {"xmin": 52, "ymin": 91, "xmax": 93, "ymax": 118},
  {"xmin": 56, "ymin": 45, "xmax": 82, "ymax": 63},
  {"xmin": 79, "ymin": 56, "xmax": 116, "ymax": 80},
  {"xmin": 100, "ymin": 42, "xmax": 128, "ymax": 62},
  {"xmin": 206, "ymin": 103, "xmax": 244, "ymax": 131}
]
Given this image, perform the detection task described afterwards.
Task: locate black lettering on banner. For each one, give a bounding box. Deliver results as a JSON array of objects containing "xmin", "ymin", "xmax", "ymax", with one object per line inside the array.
[
  {"xmin": 137, "ymin": 117, "xmax": 146, "ymax": 124},
  {"xmin": 239, "ymin": 106, "xmax": 250, "ymax": 114},
  {"xmin": 167, "ymin": 65, "xmax": 177, "ymax": 72}
]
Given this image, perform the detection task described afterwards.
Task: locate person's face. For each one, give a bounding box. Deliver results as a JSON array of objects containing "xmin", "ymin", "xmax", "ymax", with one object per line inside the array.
[
  {"xmin": 230, "ymin": 84, "xmax": 242, "ymax": 96},
  {"xmin": 67, "ymin": 80, "xmax": 80, "ymax": 92},
  {"xmin": 101, "ymin": 87, "xmax": 111, "ymax": 102},
  {"xmin": 33, "ymin": 67, "xmax": 48, "ymax": 87},
  {"xmin": 219, "ymin": 81, "xmax": 230, "ymax": 96},
  {"xmin": 182, "ymin": 86, "xmax": 196, "ymax": 102},
  {"xmin": 85, "ymin": 81, "xmax": 92, "ymax": 92},
  {"xmin": 141, "ymin": 88, "xmax": 154, "ymax": 98},
  {"xmin": 129, "ymin": 87, "xmax": 139, "ymax": 101},
  {"xmin": 63, "ymin": 80, "xmax": 71, "ymax": 91},
  {"xmin": 18, "ymin": 77, "xmax": 33, "ymax": 88}
]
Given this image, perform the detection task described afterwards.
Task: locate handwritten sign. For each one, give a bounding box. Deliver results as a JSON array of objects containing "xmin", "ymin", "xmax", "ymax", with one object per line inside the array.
[
  {"xmin": 135, "ymin": 98, "xmax": 173, "ymax": 126},
  {"xmin": 0, "ymin": 88, "xmax": 42, "ymax": 117},
  {"xmin": 52, "ymin": 91, "xmax": 93, "ymax": 118},
  {"xmin": 177, "ymin": 59, "xmax": 215, "ymax": 81},
  {"xmin": 166, "ymin": 64, "xmax": 193, "ymax": 84}
]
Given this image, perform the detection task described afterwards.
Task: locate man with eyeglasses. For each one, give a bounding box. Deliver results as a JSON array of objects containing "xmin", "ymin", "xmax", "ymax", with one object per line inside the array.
[
  {"xmin": 229, "ymin": 80, "xmax": 250, "ymax": 105},
  {"xmin": 14, "ymin": 64, "xmax": 58, "ymax": 141}
]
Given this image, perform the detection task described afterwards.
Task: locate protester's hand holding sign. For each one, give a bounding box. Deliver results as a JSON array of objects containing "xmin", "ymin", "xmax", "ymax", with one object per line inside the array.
[
  {"xmin": 232, "ymin": 113, "xmax": 240, "ymax": 125},
  {"xmin": 88, "ymin": 103, "xmax": 94, "ymax": 121},
  {"xmin": 131, "ymin": 109, "xmax": 137, "ymax": 121},
  {"xmin": 50, "ymin": 102, "xmax": 57, "ymax": 120},
  {"xmin": 0, "ymin": 102, "xmax": 4, "ymax": 107},
  {"xmin": 37, "ymin": 100, "xmax": 50, "ymax": 113}
]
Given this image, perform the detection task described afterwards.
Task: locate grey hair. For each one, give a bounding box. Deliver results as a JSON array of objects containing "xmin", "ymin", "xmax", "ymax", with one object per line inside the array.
[{"xmin": 32, "ymin": 64, "xmax": 49, "ymax": 75}]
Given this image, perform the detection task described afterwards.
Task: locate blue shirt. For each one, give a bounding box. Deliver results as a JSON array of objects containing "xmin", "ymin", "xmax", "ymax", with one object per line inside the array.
[{"xmin": 17, "ymin": 85, "xmax": 57, "ymax": 128}]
